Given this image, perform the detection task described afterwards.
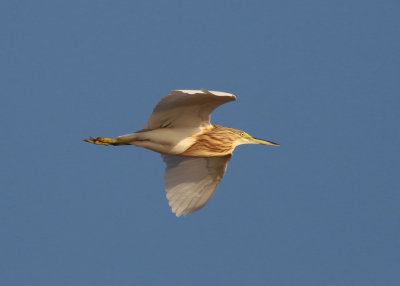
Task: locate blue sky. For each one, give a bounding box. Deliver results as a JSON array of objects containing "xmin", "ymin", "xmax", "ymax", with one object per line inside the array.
[{"xmin": 1, "ymin": 1, "xmax": 399, "ymax": 285}]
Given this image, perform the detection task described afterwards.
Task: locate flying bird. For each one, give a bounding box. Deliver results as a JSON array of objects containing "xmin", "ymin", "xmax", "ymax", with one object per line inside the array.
[{"xmin": 84, "ymin": 89, "xmax": 279, "ymax": 216}]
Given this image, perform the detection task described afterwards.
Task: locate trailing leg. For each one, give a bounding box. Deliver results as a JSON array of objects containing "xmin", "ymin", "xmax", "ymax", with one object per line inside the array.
[{"xmin": 84, "ymin": 137, "xmax": 126, "ymax": 146}]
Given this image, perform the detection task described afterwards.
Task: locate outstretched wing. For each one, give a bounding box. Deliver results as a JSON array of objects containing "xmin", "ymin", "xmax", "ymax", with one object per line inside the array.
[
  {"xmin": 145, "ymin": 89, "xmax": 236, "ymax": 129},
  {"xmin": 162, "ymin": 154, "xmax": 232, "ymax": 217}
]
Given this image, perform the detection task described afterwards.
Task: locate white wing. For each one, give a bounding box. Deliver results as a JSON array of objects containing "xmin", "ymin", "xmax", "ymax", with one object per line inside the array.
[
  {"xmin": 162, "ymin": 154, "xmax": 232, "ymax": 217},
  {"xmin": 145, "ymin": 89, "xmax": 236, "ymax": 129}
]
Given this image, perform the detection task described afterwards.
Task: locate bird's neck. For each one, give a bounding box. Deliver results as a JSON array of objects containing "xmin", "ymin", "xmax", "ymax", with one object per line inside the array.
[{"xmin": 179, "ymin": 125, "xmax": 236, "ymax": 157}]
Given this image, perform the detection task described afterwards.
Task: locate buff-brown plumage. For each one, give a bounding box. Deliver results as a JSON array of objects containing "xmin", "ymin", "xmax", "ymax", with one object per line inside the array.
[{"xmin": 180, "ymin": 125, "xmax": 242, "ymax": 157}]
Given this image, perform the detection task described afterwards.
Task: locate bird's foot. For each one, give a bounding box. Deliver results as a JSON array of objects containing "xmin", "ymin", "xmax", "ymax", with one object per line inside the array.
[{"xmin": 84, "ymin": 137, "xmax": 118, "ymax": 146}]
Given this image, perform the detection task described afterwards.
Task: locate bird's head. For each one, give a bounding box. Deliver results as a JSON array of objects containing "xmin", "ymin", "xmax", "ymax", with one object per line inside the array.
[{"xmin": 234, "ymin": 129, "xmax": 279, "ymax": 147}]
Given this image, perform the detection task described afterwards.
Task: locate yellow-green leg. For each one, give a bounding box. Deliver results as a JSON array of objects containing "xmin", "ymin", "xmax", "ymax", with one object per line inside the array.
[{"xmin": 84, "ymin": 137, "xmax": 121, "ymax": 146}]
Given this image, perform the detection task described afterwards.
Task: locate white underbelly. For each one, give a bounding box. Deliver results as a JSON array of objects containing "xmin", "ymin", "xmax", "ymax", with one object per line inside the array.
[{"xmin": 119, "ymin": 127, "xmax": 201, "ymax": 155}]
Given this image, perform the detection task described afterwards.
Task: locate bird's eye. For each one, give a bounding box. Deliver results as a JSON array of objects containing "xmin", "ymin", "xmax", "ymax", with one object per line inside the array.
[{"xmin": 240, "ymin": 132, "xmax": 245, "ymax": 137}]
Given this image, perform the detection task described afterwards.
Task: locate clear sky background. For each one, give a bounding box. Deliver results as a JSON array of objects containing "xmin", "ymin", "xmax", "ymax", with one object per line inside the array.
[{"xmin": 1, "ymin": 1, "xmax": 399, "ymax": 285}]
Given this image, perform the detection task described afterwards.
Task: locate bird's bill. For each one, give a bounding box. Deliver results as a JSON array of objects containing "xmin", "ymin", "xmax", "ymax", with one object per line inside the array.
[{"xmin": 251, "ymin": 137, "xmax": 280, "ymax": 146}]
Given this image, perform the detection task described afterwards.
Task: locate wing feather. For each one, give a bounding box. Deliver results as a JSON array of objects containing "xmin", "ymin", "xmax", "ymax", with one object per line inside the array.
[
  {"xmin": 162, "ymin": 154, "xmax": 232, "ymax": 216},
  {"xmin": 145, "ymin": 89, "xmax": 236, "ymax": 129}
]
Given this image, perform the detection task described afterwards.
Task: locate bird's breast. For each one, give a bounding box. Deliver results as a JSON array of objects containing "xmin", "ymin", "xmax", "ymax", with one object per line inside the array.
[{"xmin": 179, "ymin": 129, "xmax": 234, "ymax": 157}]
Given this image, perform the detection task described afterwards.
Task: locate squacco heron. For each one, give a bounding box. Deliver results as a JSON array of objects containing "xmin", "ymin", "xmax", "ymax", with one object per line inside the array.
[{"xmin": 84, "ymin": 89, "xmax": 279, "ymax": 217}]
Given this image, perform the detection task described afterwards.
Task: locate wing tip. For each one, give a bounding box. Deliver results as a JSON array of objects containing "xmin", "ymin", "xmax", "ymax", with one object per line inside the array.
[
  {"xmin": 168, "ymin": 197, "xmax": 199, "ymax": 217},
  {"xmin": 173, "ymin": 89, "xmax": 236, "ymax": 99}
]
